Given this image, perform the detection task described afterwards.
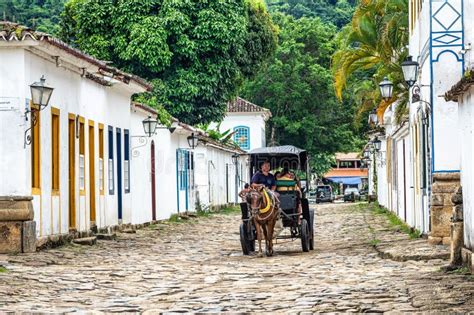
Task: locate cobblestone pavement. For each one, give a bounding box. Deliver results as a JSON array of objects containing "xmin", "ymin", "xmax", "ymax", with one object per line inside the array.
[{"xmin": 1, "ymin": 203, "xmax": 473, "ymax": 313}]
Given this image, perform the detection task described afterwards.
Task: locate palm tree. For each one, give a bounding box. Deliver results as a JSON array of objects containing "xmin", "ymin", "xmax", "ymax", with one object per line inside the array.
[{"xmin": 332, "ymin": 0, "xmax": 408, "ymax": 121}]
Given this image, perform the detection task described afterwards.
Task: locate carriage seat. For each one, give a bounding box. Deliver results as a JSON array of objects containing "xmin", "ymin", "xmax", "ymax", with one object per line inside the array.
[
  {"xmin": 276, "ymin": 180, "xmax": 297, "ymax": 192},
  {"xmin": 276, "ymin": 180, "xmax": 298, "ymax": 211}
]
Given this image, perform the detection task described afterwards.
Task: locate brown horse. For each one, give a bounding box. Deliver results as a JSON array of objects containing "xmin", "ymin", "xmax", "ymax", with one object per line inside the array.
[{"xmin": 246, "ymin": 186, "xmax": 280, "ymax": 257}]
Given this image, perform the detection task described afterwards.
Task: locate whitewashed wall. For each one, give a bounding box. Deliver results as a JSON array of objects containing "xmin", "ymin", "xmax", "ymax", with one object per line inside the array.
[
  {"xmin": 458, "ymin": 85, "xmax": 474, "ymax": 251},
  {"xmin": 0, "ymin": 46, "xmax": 142, "ymax": 237},
  {"xmin": 216, "ymin": 113, "xmax": 266, "ymax": 151}
]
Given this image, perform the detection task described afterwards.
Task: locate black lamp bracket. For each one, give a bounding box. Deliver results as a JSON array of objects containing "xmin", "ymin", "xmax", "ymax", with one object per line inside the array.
[{"xmin": 23, "ymin": 105, "xmax": 40, "ymax": 148}]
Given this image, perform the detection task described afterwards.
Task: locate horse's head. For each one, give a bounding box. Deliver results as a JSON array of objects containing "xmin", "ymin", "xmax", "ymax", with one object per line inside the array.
[{"xmin": 247, "ymin": 185, "xmax": 265, "ymax": 214}]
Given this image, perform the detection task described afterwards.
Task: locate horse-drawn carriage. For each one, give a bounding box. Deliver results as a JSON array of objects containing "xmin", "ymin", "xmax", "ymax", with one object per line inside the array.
[{"xmin": 239, "ymin": 145, "xmax": 315, "ymax": 256}]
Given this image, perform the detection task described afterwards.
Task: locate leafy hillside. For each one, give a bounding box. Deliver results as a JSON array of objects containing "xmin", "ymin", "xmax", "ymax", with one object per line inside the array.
[
  {"xmin": 1, "ymin": 0, "xmax": 65, "ymax": 34},
  {"xmin": 266, "ymin": 0, "xmax": 356, "ymax": 28}
]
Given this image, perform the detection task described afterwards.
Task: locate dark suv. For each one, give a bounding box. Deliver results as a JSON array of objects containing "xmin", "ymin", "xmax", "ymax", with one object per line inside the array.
[{"xmin": 316, "ymin": 185, "xmax": 334, "ymax": 203}]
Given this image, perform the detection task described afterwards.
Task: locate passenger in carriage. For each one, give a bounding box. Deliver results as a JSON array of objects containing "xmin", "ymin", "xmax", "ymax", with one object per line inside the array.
[
  {"xmin": 276, "ymin": 166, "xmax": 302, "ymax": 222},
  {"xmin": 250, "ymin": 160, "xmax": 276, "ymax": 191}
]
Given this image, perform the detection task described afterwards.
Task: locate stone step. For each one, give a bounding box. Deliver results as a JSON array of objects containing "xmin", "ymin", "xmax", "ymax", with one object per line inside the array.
[
  {"xmin": 96, "ymin": 233, "xmax": 117, "ymax": 240},
  {"xmin": 121, "ymin": 229, "xmax": 136, "ymax": 234},
  {"xmin": 72, "ymin": 237, "xmax": 97, "ymax": 246}
]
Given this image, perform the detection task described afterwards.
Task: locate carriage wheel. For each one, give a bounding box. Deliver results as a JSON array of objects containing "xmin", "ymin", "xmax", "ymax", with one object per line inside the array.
[
  {"xmin": 240, "ymin": 223, "xmax": 250, "ymax": 255},
  {"xmin": 300, "ymin": 219, "xmax": 310, "ymax": 252}
]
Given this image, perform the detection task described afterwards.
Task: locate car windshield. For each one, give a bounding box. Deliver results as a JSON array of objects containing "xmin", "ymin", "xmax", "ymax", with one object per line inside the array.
[{"xmin": 317, "ymin": 186, "xmax": 330, "ymax": 192}]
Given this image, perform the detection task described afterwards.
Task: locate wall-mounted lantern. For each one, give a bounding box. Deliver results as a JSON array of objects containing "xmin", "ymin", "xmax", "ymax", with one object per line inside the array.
[
  {"xmin": 379, "ymin": 77, "xmax": 393, "ymax": 101},
  {"xmin": 232, "ymin": 153, "xmax": 240, "ymax": 164},
  {"xmin": 373, "ymin": 137, "xmax": 382, "ymax": 152},
  {"xmin": 142, "ymin": 115, "xmax": 158, "ymax": 138},
  {"xmin": 368, "ymin": 109, "xmax": 378, "ymax": 126},
  {"xmin": 187, "ymin": 133, "xmax": 199, "ymax": 149},
  {"xmin": 24, "ymin": 76, "xmax": 54, "ymax": 147},
  {"xmin": 401, "ymin": 56, "xmax": 419, "ymax": 88}
]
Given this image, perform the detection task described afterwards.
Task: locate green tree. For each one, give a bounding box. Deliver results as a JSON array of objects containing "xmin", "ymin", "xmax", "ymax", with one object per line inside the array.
[
  {"xmin": 1, "ymin": 0, "xmax": 66, "ymax": 34},
  {"xmin": 59, "ymin": 0, "xmax": 277, "ymax": 125},
  {"xmin": 242, "ymin": 13, "xmax": 363, "ymax": 175},
  {"xmin": 266, "ymin": 0, "xmax": 356, "ymax": 28}
]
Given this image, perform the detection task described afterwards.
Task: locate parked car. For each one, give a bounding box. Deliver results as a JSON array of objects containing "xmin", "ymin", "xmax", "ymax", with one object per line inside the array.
[
  {"xmin": 343, "ymin": 187, "xmax": 360, "ymax": 202},
  {"xmin": 316, "ymin": 185, "xmax": 334, "ymax": 203}
]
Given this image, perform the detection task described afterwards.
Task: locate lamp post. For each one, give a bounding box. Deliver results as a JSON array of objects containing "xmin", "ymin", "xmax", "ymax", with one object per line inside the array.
[
  {"xmin": 142, "ymin": 115, "xmax": 158, "ymax": 138},
  {"xmin": 24, "ymin": 76, "xmax": 54, "ymax": 147},
  {"xmin": 131, "ymin": 115, "xmax": 169, "ymax": 157},
  {"xmin": 379, "ymin": 77, "xmax": 393, "ymax": 101}
]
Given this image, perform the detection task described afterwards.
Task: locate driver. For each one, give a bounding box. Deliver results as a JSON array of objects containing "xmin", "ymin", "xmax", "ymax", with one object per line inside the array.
[{"xmin": 251, "ymin": 160, "xmax": 276, "ymax": 191}]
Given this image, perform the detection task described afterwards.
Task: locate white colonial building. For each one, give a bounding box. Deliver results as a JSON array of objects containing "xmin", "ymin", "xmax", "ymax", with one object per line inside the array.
[
  {"xmin": 0, "ymin": 22, "xmax": 248, "ymax": 253},
  {"xmin": 368, "ymin": 0, "xmax": 474, "ymax": 271},
  {"xmin": 217, "ymin": 97, "xmax": 271, "ymax": 152}
]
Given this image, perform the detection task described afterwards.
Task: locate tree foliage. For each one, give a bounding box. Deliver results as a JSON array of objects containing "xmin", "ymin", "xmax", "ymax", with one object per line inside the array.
[
  {"xmin": 59, "ymin": 0, "xmax": 278, "ymax": 125},
  {"xmin": 266, "ymin": 0, "xmax": 356, "ymax": 28},
  {"xmin": 0, "ymin": 0, "xmax": 65, "ymax": 34},
  {"xmin": 242, "ymin": 14, "xmax": 364, "ymax": 175},
  {"xmin": 332, "ymin": 0, "xmax": 409, "ymax": 123}
]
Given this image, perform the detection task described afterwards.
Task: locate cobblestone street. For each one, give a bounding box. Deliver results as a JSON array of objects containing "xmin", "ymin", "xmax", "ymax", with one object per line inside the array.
[{"xmin": 1, "ymin": 203, "xmax": 473, "ymax": 313}]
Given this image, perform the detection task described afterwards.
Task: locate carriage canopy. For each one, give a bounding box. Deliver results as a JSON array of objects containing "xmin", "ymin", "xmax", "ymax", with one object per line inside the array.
[{"xmin": 248, "ymin": 145, "xmax": 308, "ymax": 174}]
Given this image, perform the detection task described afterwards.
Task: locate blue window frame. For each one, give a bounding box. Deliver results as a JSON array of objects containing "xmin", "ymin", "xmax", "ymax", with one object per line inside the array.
[
  {"xmin": 178, "ymin": 150, "xmax": 188, "ymax": 191},
  {"xmin": 108, "ymin": 126, "xmax": 114, "ymax": 195},
  {"xmin": 234, "ymin": 126, "xmax": 250, "ymax": 150},
  {"xmin": 124, "ymin": 129, "xmax": 130, "ymax": 193}
]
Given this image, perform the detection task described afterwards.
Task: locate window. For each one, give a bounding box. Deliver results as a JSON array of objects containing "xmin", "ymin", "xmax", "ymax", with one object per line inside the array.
[
  {"xmin": 51, "ymin": 108, "xmax": 60, "ymax": 192},
  {"xmin": 79, "ymin": 117, "xmax": 85, "ymax": 192},
  {"xmin": 124, "ymin": 129, "xmax": 130, "ymax": 193},
  {"xmin": 234, "ymin": 126, "xmax": 250, "ymax": 150},
  {"xmin": 99, "ymin": 124, "xmax": 104, "ymax": 194},
  {"xmin": 31, "ymin": 102, "xmax": 41, "ymax": 191},
  {"xmin": 261, "ymin": 128, "xmax": 266, "ymax": 147},
  {"xmin": 178, "ymin": 150, "xmax": 188, "ymax": 191},
  {"xmin": 108, "ymin": 126, "xmax": 114, "ymax": 195}
]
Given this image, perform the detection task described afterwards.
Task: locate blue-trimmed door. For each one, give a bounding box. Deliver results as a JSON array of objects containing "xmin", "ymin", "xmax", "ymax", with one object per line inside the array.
[{"xmin": 116, "ymin": 128, "xmax": 123, "ymax": 220}]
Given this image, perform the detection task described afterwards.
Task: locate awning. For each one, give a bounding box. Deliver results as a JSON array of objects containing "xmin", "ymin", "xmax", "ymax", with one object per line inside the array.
[{"xmin": 327, "ymin": 177, "xmax": 362, "ymax": 185}]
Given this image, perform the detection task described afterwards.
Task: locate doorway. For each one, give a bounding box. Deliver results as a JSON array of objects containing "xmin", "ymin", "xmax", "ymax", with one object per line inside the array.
[
  {"xmin": 116, "ymin": 129, "xmax": 123, "ymax": 220},
  {"xmin": 151, "ymin": 141, "xmax": 156, "ymax": 221},
  {"xmin": 88, "ymin": 122, "xmax": 96, "ymax": 225},
  {"xmin": 68, "ymin": 115, "xmax": 76, "ymax": 229}
]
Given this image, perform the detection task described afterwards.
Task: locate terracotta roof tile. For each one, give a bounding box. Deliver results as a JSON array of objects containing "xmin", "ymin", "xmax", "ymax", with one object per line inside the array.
[
  {"xmin": 227, "ymin": 97, "xmax": 271, "ymax": 116},
  {"xmin": 0, "ymin": 21, "xmax": 151, "ymax": 90}
]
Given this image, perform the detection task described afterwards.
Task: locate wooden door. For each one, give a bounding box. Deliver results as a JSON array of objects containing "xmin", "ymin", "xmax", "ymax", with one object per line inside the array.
[
  {"xmin": 89, "ymin": 123, "xmax": 96, "ymax": 224},
  {"xmin": 151, "ymin": 141, "xmax": 156, "ymax": 221},
  {"xmin": 68, "ymin": 116, "xmax": 76, "ymax": 229},
  {"xmin": 116, "ymin": 129, "xmax": 123, "ymax": 220}
]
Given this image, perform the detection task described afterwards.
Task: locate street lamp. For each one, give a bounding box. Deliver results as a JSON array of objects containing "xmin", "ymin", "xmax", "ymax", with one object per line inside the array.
[
  {"xmin": 373, "ymin": 137, "xmax": 382, "ymax": 152},
  {"xmin": 187, "ymin": 133, "xmax": 199, "ymax": 149},
  {"xmin": 368, "ymin": 109, "xmax": 378, "ymax": 126},
  {"xmin": 24, "ymin": 76, "xmax": 54, "ymax": 147},
  {"xmin": 142, "ymin": 115, "xmax": 158, "ymax": 137},
  {"xmin": 363, "ymin": 149, "xmax": 370, "ymax": 158},
  {"xmin": 232, "ymin": 153, "xmax": 240, "ymax": 164},
  {"xmin": 379, "ymin": 77, "xmax": 393, "ymax": 101},
  {"xmin": 30, "ymin": 75, "xmax": 54, "ymax": 110},
  {"xmin": 401, "ymin": 56, "xmax": 419, "ymax": 88}
]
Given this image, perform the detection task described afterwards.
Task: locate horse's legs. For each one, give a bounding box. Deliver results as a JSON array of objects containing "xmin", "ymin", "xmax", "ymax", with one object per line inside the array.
[
  {"xmin": 255, "ymin": 220, "xmax": 263, "ymax": 257},
  {"xmin": 267, "ymin": 219, "xmax": 276, "ymax": 256},
  {"xmin": 262, "ymin": 224, "xmax": 270, "ymax": 257}
]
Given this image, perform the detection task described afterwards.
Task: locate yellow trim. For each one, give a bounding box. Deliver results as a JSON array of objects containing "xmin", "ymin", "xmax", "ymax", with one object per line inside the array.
[
  {"xmin": 98, "ymin": 123, "xmax": 104, "ymax": 129},
  {"xmin": 32, "ymin": 187, "xmax": 41, "ymax": 195},
  {"xmin": 68, "ymin": 115, "xmax": 76, "ymax": 229},
  {"xmin": 88, "ymin": 119, "xmax": 95, "ymax": 127},
  {"xmin": 51, "ymin": 107, "xmax": 60, "ymax": 115},
  {"xmin": 259, "ymin": 190, "xmax": 271, "ymax": 213},
  {"xmin": 51, "ymin": 190, "xmax": 60, "ymax": 196},
  {"xmin": 78, "ymin": 116, "xmax": 85, "ymax": 123},
  {"xmin": 31, "ymin": 103, "xmax": 41, "ymax": 190}
]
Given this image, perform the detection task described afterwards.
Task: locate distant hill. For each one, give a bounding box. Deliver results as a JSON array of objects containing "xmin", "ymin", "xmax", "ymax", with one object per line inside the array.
[
  {"xmin": 1, "ymin": 0, "xmax": 65, "ymax": 35},
  {"xmin": 266, "ymin": 0, "xmax": 356, "ymax": 27}
]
